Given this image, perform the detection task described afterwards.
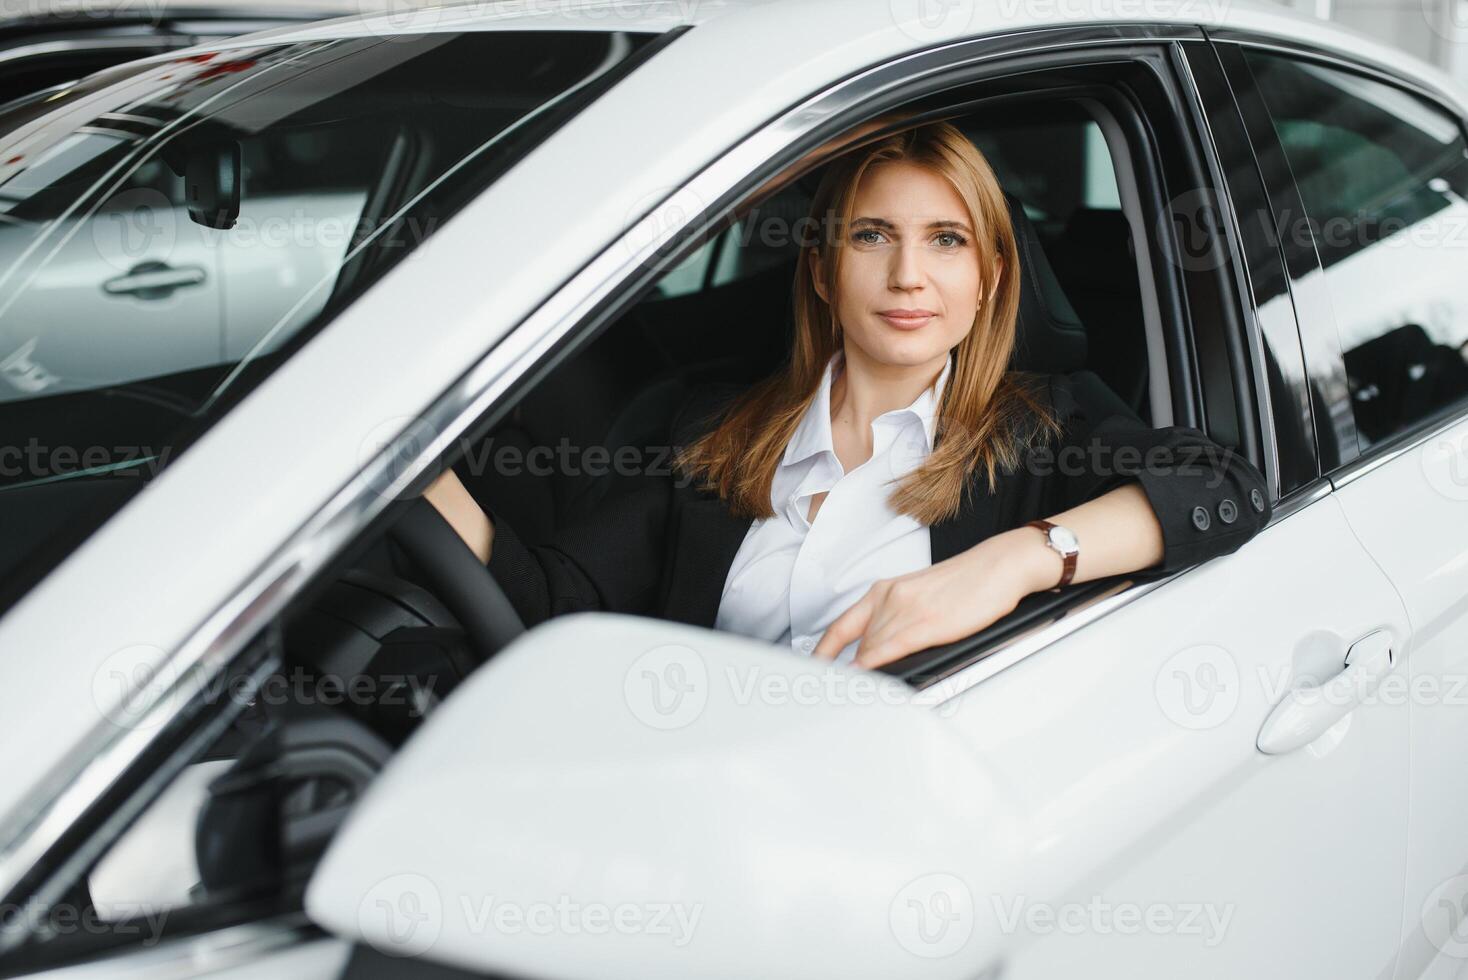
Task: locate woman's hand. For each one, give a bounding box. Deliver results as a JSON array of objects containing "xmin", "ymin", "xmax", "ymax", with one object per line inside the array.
[
  {"xmin": 422, "ymin": 468, "xmax": 495, "ymax": 564},
  {"xmin": 812, "ymin": 527, "xmax": 1062, "ymax": 670}
]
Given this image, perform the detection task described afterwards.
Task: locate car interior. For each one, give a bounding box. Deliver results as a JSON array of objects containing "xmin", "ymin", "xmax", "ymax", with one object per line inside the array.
[
  {"xmin": 459, "ymin": 102, "xmax": 1154, "ymax": 547},
  {"xmin": 5, "ymin": 93, "xmax": 1191, "ymax": 972}
]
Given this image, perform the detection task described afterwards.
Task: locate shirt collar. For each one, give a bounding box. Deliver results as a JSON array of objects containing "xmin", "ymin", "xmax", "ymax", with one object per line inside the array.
[{"xmin": 781, "ymin": 350, "xmax": 952, "ymax": 467}]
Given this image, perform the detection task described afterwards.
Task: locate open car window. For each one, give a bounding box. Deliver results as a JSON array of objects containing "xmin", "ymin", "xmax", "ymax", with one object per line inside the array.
[{"xmin": 452, "ymin": 80, "xmax": 1190, "ymax": 683}]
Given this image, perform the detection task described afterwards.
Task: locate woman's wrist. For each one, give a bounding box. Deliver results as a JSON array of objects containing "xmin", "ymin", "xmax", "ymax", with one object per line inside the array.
[{"xmin": 981, "ymin": 526, "xmax": 1065, "ymax": 597}]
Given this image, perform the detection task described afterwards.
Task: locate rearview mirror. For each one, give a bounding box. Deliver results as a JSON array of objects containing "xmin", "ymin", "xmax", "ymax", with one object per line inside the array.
[
  {"xmin": 306, "ymin": 613, "xmax": 1026, "ymax": 979},
  {"xmin": 163, "ymin": 134, "xmax": 241, "ymax": 230}
]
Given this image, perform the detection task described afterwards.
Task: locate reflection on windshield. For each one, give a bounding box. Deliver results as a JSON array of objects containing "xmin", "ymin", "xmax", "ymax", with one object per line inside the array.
[{"xmin": 0, "ymin": 27, "xmax": 665, "ymax": 616}]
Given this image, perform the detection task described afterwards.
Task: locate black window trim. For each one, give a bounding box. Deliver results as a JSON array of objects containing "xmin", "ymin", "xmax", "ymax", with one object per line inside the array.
[{"xmin": 1178, "ymin": 37, "xmax": 1324, "ymax": 507}]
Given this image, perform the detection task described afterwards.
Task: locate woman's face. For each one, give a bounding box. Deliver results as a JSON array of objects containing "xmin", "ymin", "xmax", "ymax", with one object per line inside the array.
[{"xmin": 811, "ymin": 159, "xmax": 995, "ymax": 371}]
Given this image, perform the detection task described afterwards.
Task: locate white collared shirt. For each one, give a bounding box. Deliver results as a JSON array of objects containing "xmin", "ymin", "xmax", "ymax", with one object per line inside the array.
[{"xmin": 714, "ymin": 350, "xmax": 953, "ymax": 666}]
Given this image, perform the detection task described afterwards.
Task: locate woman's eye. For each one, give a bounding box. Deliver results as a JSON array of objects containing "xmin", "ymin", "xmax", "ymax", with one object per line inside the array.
[
  {"xmin": 853, "ymin": 229, "xmax": 883, "ymax": 245},
  {"xmin": 935, "ymin": 231, "xmax": 968, "ymax": 248}
]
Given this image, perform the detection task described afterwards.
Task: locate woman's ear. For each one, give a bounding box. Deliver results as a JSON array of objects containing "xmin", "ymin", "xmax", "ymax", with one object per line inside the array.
[
  {"xmin": 983, "ymin": 254, "xmax": 1004, "ymax": 305},
  {"xmin": 808, "ymin": 249, "xmax": 829, "ymax": 304}
]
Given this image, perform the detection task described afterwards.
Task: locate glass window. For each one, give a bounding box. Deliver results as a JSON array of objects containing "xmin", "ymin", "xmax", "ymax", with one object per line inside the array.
[
  {"xmin": 0, "ymin": 29, "xmax": 664, "ymax": 609},
  {"xmin": 1244, "ymin": 51, "xmax": 1468, "ymax": 451}
]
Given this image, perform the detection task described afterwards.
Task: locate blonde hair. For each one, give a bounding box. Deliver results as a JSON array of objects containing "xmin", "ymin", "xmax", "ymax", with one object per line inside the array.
[{"xmin": 676, "ymin": 121, "xmax": 1060, "ymax": 525}]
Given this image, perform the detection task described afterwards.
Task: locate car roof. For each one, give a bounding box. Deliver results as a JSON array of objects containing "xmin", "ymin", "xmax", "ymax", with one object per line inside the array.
[{"xmin": 186, "ymin": 0, "xmax": 1465, "ymax": 109}]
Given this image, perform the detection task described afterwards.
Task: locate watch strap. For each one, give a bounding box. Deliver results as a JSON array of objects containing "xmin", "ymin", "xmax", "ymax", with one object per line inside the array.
[{"xmin": 1025, "ymin": 519, "xmax": 1077, "ymax": 591}]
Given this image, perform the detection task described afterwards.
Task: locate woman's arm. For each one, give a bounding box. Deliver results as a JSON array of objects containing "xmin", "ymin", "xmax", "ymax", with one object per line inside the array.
[
  {"xmin": 811, "ymin": 480, "xmax": 1163, "ymax": 669},
  {"xmin": 416, "ymin": 383, "xmax": 734, "ymax": 627},
  {"xmin": 814, "ymin": 372, "xmax": 1272, "ymax": 669},
  {"xmin": 423, "ymin": 469, "xmax": 495, "ymax": 564}
]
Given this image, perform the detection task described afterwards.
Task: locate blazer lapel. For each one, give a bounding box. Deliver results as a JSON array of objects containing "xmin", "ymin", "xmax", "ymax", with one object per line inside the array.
[
  {"xmin": 660, "ymin": 495, "xmax": 754, "ymax": 629},
  {"xmin": 663, "ymin": 461, "xmax": 1004, "ymax": 628}
]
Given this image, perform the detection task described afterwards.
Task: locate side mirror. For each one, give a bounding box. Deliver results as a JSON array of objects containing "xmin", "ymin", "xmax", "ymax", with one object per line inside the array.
[{"xmin": 306, "ymin": 613, "xmax": 1027, "ymax": 979}]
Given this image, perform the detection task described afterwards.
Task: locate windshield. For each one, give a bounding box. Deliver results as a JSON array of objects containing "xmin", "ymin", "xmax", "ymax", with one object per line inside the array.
[{"xmin": 0, "ymin": 28, "xmax": 664, "ymax": 613}]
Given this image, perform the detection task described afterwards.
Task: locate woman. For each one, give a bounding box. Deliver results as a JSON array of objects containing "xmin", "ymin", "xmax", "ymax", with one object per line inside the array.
[{"xmin": 423, "ymin": 122, "xmax": 1270, "ymax": 669}]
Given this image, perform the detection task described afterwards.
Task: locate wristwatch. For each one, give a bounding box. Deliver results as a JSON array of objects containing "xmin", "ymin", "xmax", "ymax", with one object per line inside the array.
[{"xmin": 1025, "ymin": 519, "xmax": 1079, "ymax": 591}]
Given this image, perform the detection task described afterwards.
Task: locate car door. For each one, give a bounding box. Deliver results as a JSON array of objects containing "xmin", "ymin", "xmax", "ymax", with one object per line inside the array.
[
  {"xmin": 1217, "ymin": 42, "xmax": 1468, "ymax": 980},
  {"xmin": 918, "ymin": 38, "xmax": 1414, "ymax": 978}
]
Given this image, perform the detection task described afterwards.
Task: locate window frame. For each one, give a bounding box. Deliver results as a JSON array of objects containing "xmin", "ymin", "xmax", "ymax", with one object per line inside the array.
[
  {"xmin": 418, "ymin": 31, "xmax": 1270, "ymax": 696},
  {"xmin": 1211, "ymin": 34, "xmax": 1468, "ymax": 485}
]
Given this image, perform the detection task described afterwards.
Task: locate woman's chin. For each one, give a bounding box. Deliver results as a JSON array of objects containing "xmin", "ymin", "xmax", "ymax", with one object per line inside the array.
[{"xmin": 852, "ymin": 332, "xmax": 952, "ymax": 369}]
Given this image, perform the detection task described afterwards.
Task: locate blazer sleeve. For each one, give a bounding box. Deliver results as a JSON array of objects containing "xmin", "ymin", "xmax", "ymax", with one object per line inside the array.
[
  {"xmin": 483, "ymin": 475, "xmax": 671, "ymax": 628},
  {"xmin": 1031, "ymin": 371, "xmax": 1273, "ymax": 575},
  {"xmin": 482, "ymin": 386, "xmax": 733, "ymax": 627}
]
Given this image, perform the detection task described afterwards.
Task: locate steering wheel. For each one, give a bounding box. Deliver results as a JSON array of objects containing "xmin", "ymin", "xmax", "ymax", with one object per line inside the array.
[{"xmin": 386, "ymin": 496, "xmax": 526, "ymax": 663}]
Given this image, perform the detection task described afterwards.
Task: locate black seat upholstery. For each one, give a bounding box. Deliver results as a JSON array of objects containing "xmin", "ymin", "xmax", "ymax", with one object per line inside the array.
[{"xmin": 1046, "ymin": 206, "xmax": 1149, "ymax": 412}]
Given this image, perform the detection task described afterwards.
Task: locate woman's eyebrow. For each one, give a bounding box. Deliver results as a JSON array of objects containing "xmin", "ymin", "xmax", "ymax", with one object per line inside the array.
[{"xmin": 852, "ymin": 216, "xmax": 975, "ymax": 234}]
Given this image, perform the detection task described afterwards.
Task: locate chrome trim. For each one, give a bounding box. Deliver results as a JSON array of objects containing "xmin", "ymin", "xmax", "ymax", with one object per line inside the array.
[
  {"xmin": 1271, "ymin": 474, "xmax": 1333, "ymax": 520},
  {"xmin": 0, "ymin": 23, "xmax": 1260, "ymax": 905},
  {"xmin": 1331, "ymin": 406, "xmax": 1468, "ymax": 489},
  {"xmin": 23, "ymin": 916, "xmax": 326, "ymax": 979},
  {"xmin": 912, "ymin": 576, "xmax": 1173, "ymax": 704},
  {"xmin": 914, "ymin": 470, "xmax": 1335, "ymax": 706}
]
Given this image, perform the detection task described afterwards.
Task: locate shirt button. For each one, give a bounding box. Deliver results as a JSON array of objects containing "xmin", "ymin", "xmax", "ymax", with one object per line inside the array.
[
  {"xmin": 1191, "ymin": 505, "xmax": 1211, "ymax": 531},
  {"xmin": 1217, "ymin": 498, "xmax": 1237, "ymax": 525},
  {"xmin": 1250, "ymin": 488, "xmax": 1265, "ymax": 513},
  {"xmin": 798, "ymin": 636, "xmax": 816, "ymax": 654}
]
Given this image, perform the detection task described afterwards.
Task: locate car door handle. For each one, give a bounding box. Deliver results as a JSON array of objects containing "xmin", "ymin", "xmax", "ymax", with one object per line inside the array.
[
  {"xmin": 102, "ymin": 261, "xmax": 207, "ymax": 300},
  {"xmin": 1256, "ymin": 629, "xmax": 1395, "ymax": 755}
]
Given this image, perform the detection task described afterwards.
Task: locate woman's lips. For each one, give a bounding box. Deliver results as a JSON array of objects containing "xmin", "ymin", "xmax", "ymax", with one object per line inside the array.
[{"xmin": 877, "ymin": 311, "xmax": 936, "ymax": 330}]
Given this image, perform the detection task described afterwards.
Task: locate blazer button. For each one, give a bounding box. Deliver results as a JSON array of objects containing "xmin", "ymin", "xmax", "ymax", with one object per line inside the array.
[
  {"xmin": 1217, "ymin": 498, "xmax": 1238, "ymax": 525},
  {"xmin": 1250, "ymin": 487, "xmax": 1265, "ymax": 512},
  {"xmin": 1191, "ymin": 505, "xmax": 1211, "ymax": 531}
]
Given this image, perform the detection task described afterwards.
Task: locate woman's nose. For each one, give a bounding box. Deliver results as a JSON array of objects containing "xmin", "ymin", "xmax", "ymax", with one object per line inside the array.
[{"xmin": 888, "ymin": 243, "xmax": 927, "ymax": 291}]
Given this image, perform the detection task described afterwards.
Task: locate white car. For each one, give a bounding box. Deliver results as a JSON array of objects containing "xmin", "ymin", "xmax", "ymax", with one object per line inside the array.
[{"xmin": 0, "ymin": 1, "xmax": 1466, "ymax": 978}]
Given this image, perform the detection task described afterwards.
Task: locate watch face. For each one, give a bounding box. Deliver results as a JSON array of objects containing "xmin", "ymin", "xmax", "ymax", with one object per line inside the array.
[{"xmin": 1048, "ymin": 525, "xmax": 1080, "ymax": 554}]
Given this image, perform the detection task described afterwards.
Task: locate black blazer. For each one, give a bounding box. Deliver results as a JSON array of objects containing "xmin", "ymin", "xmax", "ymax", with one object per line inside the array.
[{"xmin": 485, "ymin": 370, "xmax": 1272, "ymax": 631}]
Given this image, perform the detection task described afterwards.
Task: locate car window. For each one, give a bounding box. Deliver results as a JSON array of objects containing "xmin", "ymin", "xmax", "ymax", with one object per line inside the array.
[
  {"xmin": 1243, "ymin": 51, "xmax": 1468, "ymax": 452},
  {"xmin": 0, "ymin": 29, "xmax": 668, "ymax": 612}
]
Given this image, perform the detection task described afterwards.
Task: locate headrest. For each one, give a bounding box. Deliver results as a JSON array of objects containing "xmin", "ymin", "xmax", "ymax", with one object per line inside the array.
[{"xmin": 1005, "ymin": 190, "xmax": 1087, "ymax": 373}]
